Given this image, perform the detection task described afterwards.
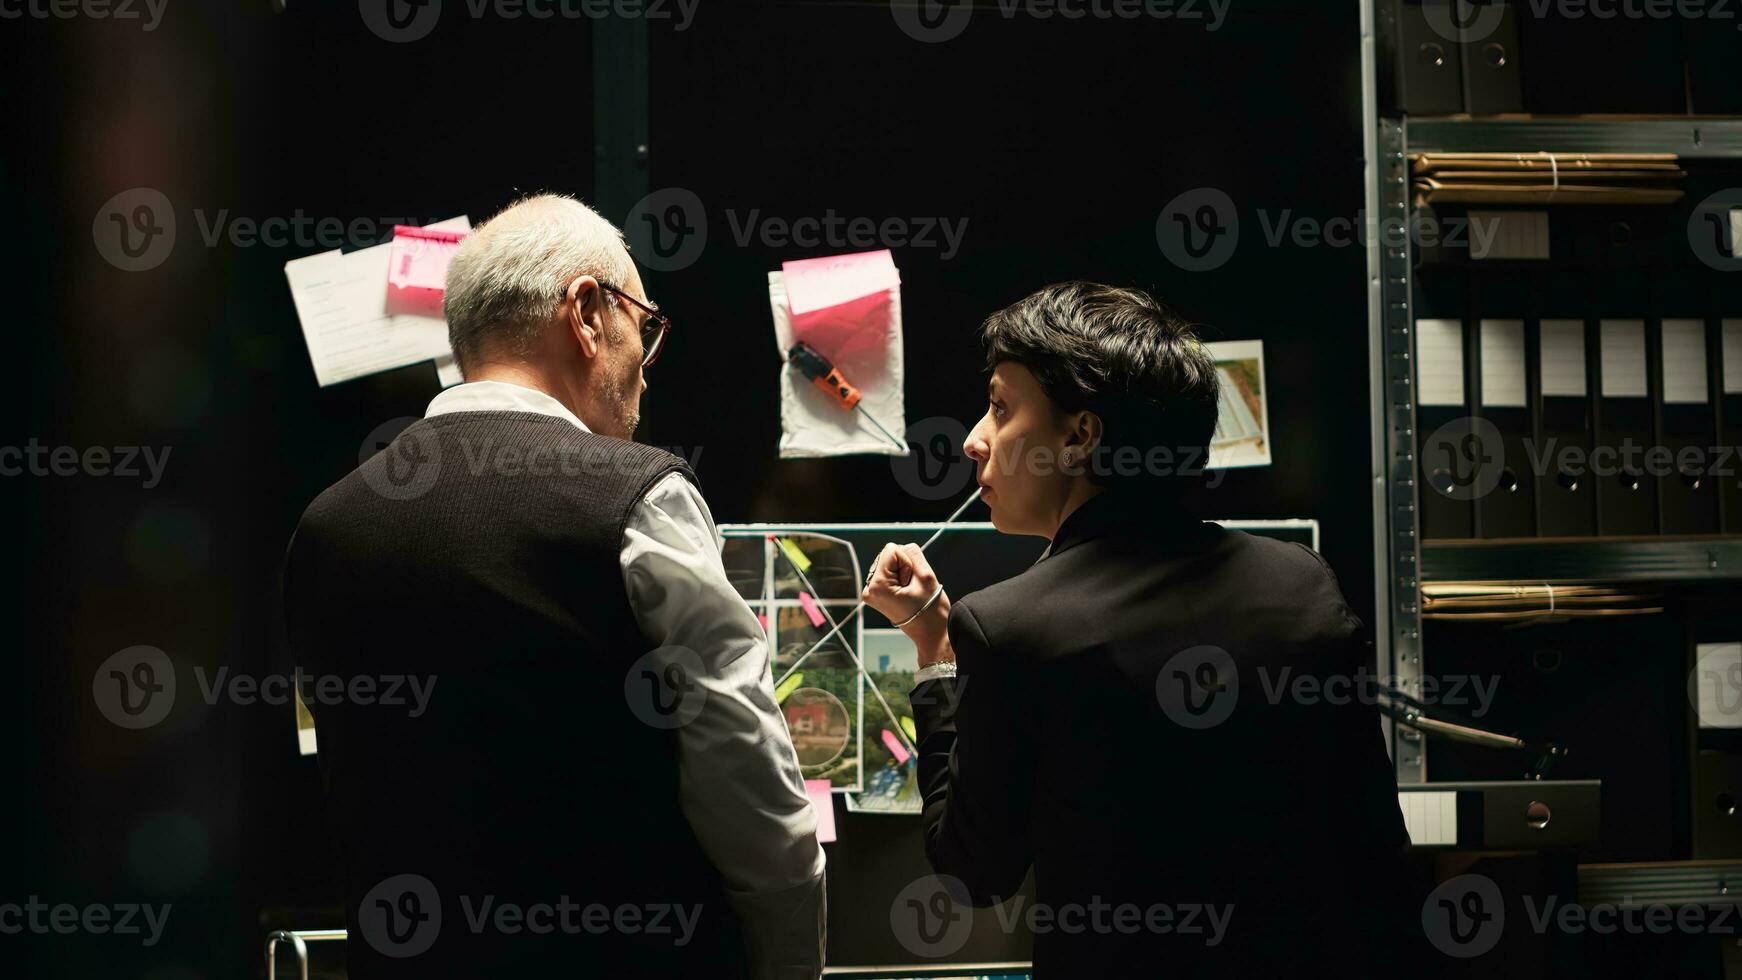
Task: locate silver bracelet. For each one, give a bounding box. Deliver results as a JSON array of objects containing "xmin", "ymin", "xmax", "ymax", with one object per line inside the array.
[
  {"xmin": 913, "ymin": 662, "xmax": 958, "ymax": 685},
  {"xmin": 893, "ymin": 584, "xmax": 946, "ymax": 629}
]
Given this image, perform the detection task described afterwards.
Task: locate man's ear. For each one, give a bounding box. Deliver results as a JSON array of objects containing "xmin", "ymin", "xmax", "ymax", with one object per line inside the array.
[{"xmin": 566, "ymin": 275, "xmax": 606, "ymax": 361}]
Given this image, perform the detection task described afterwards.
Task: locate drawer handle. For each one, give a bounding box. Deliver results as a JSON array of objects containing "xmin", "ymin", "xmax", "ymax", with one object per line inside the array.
[{"xmin": 1525, "ymin": 800, "xmax": 1551, "ymax": 830}]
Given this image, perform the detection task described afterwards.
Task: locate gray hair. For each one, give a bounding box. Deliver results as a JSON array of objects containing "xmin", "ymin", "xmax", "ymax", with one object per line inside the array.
[{"xmin": 443, "ymin": 193, "xmax": 634, "ymax": 368}]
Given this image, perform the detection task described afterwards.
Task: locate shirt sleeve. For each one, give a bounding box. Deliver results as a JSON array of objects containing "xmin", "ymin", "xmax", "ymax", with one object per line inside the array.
[{"xmin": 622, "ymin": 471, "xmax": 827, "ymax": 980}]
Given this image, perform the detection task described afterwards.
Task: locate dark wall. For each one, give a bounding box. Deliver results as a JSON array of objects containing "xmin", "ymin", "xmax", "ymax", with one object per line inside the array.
[
  {"xmin": 640, "ymin": 0, "xmax": 1373, "ymax": 594},
  {"xmin": 8, "ymin": 1, "xmax": 1372, "ymax": 976}
]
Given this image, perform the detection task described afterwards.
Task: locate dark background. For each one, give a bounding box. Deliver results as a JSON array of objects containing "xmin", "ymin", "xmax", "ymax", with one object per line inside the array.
[{"xmin": 4, "ymin": 1, "xmax": 1378, "ymax": 975}]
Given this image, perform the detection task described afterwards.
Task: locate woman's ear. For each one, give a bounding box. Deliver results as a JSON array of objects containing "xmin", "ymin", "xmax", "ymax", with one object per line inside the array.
[{"xmin": 1065, "ymin": 409, "xmax": 1104, "ymax": 455}]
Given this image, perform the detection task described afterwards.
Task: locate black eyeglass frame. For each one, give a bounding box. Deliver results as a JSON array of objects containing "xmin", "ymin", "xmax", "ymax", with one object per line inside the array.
[{"xmin": 591, "ymin": 280, "xmax": 672, "ymax": 368}]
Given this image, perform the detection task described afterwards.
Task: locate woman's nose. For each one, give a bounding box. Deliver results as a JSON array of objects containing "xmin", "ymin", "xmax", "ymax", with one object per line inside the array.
[{"xmin": 963, "ymin": 421, "xmax": 990, "ymax": 463}]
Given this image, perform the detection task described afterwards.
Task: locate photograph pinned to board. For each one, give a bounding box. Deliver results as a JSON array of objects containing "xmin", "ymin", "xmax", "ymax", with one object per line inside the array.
[
  {"xmin": 844, "ymin": 629, "xmax": 922, "ymax": 815},
  {"xmin": 723, "ymin": 529, "xmax": 868, "ymax": 792},
  {"xmin": 767, "ymin": 249, "xmax": 907, "ymax": 458},
  {"xmin": 1205, "ymin": 339, "xmax": 1272, "ymax": 469}
]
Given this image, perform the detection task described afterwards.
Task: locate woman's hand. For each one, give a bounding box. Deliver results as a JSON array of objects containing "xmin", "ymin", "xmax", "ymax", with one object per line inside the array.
[{"xmin": 862, "ymin": 543, "xmax": 953, "ymax": 665}]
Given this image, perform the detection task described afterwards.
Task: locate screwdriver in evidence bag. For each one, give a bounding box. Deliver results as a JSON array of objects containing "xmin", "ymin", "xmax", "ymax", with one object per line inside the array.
[{"xmin": 786, "ymin": 341, "xmax": 908, "ymax": 451}]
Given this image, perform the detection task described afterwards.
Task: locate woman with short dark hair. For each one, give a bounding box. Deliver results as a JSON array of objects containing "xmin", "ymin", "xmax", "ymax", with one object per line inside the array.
[{"xmin": 863, "ymin": 282, "xmax": 1413, "ymax": 978}]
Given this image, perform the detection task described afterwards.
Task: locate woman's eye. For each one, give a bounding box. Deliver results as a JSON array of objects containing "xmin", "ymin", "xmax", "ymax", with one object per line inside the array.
[{"xmin": 990, "ymin": 401, "xmax": 1006, "ymax": 419}]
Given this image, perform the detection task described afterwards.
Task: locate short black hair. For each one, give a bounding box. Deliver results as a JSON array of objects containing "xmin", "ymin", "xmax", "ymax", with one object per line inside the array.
[{"xmin": 980, "ymin": 281, "xmax": 1221, "ymax": 487}]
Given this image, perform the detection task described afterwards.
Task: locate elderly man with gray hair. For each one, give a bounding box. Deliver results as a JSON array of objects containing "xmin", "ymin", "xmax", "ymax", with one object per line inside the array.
[{"xmin": 283, "ymin": 194, "xmax": 826, "ymax": 979}]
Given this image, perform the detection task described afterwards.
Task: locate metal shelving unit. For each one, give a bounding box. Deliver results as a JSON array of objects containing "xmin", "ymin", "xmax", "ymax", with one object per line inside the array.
[
  {"xmin": 1407, "ymin": 117, "xmax": 1742, "ymax": 159},
  {"xmin": 1422, "ymin": 537, "xmax": 1742, "ymax": 584},
  {"xmin": 1360, "ymin": 3, "xmax": 1742, "ymax": 784}
]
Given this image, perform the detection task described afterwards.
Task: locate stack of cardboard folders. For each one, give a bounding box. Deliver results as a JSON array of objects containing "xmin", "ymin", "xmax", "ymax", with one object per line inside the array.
[
  {"xmin": 1422, "ymin": 582, "xmax": 1664, "ymax": 624},
  {"xmin": 1412, "ymin": 152, "xmax": 1686, "ymax": 206}
]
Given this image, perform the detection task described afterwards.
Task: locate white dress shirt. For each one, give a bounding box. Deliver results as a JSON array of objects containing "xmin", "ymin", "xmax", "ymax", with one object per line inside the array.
[{"xmin": 425, "ymin": 380, "xmax": 826, "ymax": 979}]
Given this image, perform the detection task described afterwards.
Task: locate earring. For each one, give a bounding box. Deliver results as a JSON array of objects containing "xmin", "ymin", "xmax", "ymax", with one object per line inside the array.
[{"xmin": 1062, "ymin": 450, "xmax": 1073, "ymax": 466}]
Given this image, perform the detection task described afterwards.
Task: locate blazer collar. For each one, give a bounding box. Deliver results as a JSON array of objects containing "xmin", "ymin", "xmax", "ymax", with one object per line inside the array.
[{"xmin": 1040, "ymin": 492, "xmax": 1206, "ymax": 562}]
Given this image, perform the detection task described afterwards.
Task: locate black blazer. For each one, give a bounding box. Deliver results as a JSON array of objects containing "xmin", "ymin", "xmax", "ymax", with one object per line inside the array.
[{"xmin": 911, "ymin": 493, "xmax": 1416, "ymax": 977}]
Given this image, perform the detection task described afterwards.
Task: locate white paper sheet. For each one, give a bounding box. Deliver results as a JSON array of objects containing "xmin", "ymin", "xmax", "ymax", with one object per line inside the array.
[
  {"xmin": 1480, "ymin": 319, "xmax": 1527, "ymax": 408},
  {"xmin": 1599, "ymin": 319, "xmax": 1648, "ymax": 398},
  {"xmin": 1399, "ymin": 790, "xmax": 1458, "ymax": 846},
  {"xmin": 285, "ymin": 216, "xmax": 469, "ymax": 387},
  {"xmin": 1721, "ymin": 320, "xmax": 1742, "ymax": 396},
  {"xmin": 1416, "ymin": 319, "xmax": 1466, "ymax": 407},
  {"xmin": 1539, "ymin": 319, "xmax": 1587, "ymax": 397},
  {"xmin": 1661, "ymin": 319, "xmax": 1709, "ymax": 405}
]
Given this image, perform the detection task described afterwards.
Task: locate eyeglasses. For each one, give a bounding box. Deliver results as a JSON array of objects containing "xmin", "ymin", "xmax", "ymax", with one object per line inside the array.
[{"xmin": 597, "ymin": 281, "xmax": 672, "ymax": 368}]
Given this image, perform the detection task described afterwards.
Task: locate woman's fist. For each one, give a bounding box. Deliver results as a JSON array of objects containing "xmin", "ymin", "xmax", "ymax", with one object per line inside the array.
[{"xmin": 863, "ymin": 543, "xmax": 946, "ymax": 626}]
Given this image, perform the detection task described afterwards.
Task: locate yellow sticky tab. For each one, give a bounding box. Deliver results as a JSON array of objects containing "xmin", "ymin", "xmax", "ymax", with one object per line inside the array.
[
  {"xmin": 900, "ymin": 715, "xmax": 917, "ymax": 742},
  {"xmin": 775, "ymin": 672, "xmax": 804, "ymax": 704},
  {"xmin": 775, "ymin": 537, "xmax": 813, "ymax": 573}
]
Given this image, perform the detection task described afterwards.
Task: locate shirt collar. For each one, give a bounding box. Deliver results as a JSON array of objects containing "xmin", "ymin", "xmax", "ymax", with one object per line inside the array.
[{"xmin": 424, "ymin": 380, "xmax": 591, "ymax": 434}]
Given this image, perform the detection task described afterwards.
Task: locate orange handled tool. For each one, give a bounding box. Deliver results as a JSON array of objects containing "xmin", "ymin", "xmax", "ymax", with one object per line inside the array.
[
  {"xmin": 786, "ymin": 341, "xmax": 906, "ymax": 450},
  {"xmin": 788, "ymin": 341, "xmax": 862, "ymax": 410}
]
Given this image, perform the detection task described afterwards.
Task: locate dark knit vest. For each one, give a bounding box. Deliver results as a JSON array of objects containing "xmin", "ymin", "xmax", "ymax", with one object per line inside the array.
[{"xmin": 283, "ymin": 411, "xmax": 743, "ymax": 979}]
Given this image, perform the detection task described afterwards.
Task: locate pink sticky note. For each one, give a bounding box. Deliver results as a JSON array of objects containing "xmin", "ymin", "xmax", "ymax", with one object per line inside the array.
[
  {"xmin": 804, "ymin": 779, "xmax": 837, "ymax": 843},
  {"xmin": 388, "ymin": 225, "xmax": 467, "ymax": 292},
  {"xmin": 781, "ymin": 249, "xmax": 899, "ymax": 317},
  {"xmin": 880, "ymin": 728, "xmax": 911, "ymax": 765},
  {"xmin": 797, "ymin": 591, "xmax": 826, "ymax": 628}
]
